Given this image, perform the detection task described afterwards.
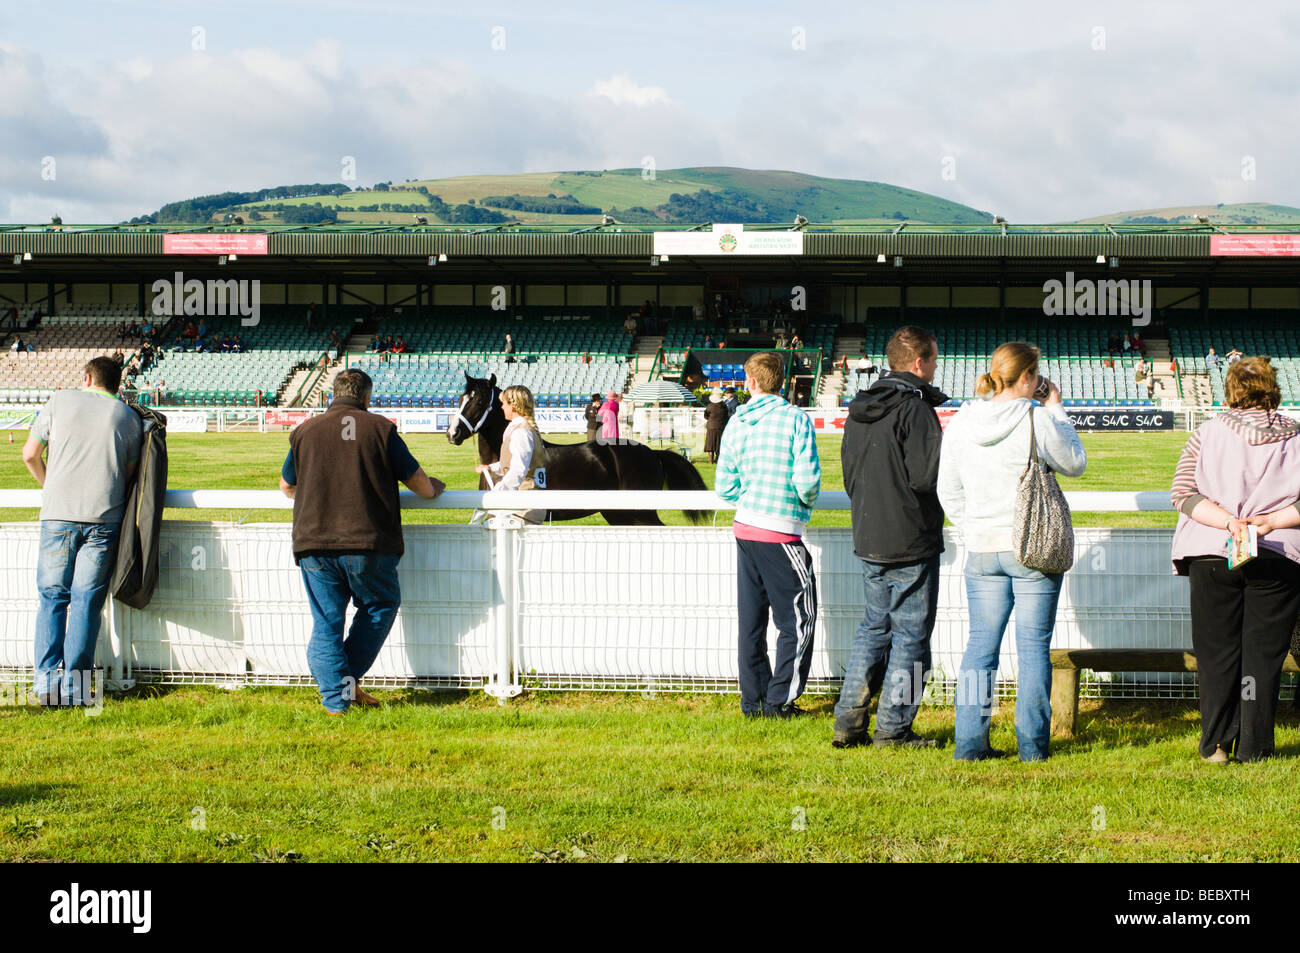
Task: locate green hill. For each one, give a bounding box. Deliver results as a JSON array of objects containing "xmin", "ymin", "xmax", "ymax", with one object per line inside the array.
[
  {"xmin": 1078, "ymin": 203, "xmax": 1300, "ymax": 226},
  {"xmin": 133, "ymin": 168, "xmax": 992, "ymax": 226}
]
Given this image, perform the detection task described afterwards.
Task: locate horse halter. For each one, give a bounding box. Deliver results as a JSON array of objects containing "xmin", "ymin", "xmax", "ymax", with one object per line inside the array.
[{"xmin": 451, "ymin": 387, "xmax": 496, "ymax": 438}]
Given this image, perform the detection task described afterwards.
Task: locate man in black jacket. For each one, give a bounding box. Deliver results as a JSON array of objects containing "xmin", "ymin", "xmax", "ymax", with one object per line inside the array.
[
  {"xmin": 833, "ymin": 326, "xmax": 948, "ymax": 749},
  {"xmin": 584, "ymin": 393, "xmax": 602, "ymax": 442}
]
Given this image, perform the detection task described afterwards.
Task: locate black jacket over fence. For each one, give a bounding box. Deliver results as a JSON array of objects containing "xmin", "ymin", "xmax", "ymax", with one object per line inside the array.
[{"xmin": 842, "ymin": 371, "xmax": 949, "ymax": 564}]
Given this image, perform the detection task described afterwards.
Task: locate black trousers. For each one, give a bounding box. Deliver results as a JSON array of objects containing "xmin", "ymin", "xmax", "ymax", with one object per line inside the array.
[
  {"xmin": 1188, "ymin": 554, "xmax": 1300, "ymax": 762},
  {"xmin": 736, "ymin": 538, "xmax": 818, "ymax": 713}
]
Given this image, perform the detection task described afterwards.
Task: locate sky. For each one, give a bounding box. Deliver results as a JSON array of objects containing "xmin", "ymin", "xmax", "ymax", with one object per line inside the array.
[{"xmin": 3, "ymin": 0, "xmax": 1299, "ymax": 223}]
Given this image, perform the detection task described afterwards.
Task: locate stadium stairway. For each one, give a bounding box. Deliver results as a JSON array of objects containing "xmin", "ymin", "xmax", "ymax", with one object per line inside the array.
[
  {"xmin": 819, "ymin": 333, "xmax": 864, "ymax": 408},
  {"xmin": 1144, "ymin": 337, "xmax": 1177, "ymax": 404},
  {"xmin": 630, "ymin": 334, "xmax": 662, "ymax": 389}
]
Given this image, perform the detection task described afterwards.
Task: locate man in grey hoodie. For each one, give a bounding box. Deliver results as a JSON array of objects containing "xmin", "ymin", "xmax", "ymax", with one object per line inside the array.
[{"xmin": 938, "ymin": 343, "xmax": 1086, "ymax": 761}]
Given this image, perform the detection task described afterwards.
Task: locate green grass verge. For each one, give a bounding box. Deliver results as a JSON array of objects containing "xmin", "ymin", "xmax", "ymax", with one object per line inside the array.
[{"xmin": 0, "ymin": 688, "xmax": 1292, "ymax": 862}]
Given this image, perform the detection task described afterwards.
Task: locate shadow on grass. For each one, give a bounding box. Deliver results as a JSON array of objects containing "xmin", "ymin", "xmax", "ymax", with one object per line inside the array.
[
  {"xmin": 1063, "ymin": 698, "xmax": 1201, "ymax": 751},
  {"xmin": 0, "ymin": 783, "xmax": 68, "ymax": 808},
  {"xmin": 385, "ymin": 689, "xmax": 475, "ymax": 708}
]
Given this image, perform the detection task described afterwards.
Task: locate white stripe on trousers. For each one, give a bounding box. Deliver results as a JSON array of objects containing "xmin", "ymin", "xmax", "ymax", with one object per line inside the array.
[{"xmin": 780, "ymin": 542, "xmax": 818, "ymax": 705}]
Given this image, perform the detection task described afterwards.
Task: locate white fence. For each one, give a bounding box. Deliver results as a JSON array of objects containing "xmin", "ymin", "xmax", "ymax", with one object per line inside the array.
[{"xmin": 0, "ymin": 489, "xmax": 1209, "ymax": 699}]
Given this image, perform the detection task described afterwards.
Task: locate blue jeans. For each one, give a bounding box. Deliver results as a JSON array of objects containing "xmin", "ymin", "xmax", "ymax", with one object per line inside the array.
[
  {"xmin": 955, "ymin": 552, "xmax": 1064, "ymax": 762},
  {"xmin": 299, "ymin": 553, "xmax": 401, "ymax": 713},
  {"xmin": 35, "ymin": 520, "xmax": 121, "ymax": 705},
  {"xmin": 833, "ymin": 555, "xmax": 940, "ymax": 742}
]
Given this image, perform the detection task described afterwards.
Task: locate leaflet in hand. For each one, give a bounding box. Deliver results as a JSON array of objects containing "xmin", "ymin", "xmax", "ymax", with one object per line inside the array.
[{"xmin": 1226, "ymin": 523, "xmax": 1258, "ymax": 569}]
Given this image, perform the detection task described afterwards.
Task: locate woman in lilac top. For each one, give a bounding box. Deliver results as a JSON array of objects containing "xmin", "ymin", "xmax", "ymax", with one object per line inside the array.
[{"xmin": 1170, "ymin": 357, "xmax": 1300, "ymax": 764}]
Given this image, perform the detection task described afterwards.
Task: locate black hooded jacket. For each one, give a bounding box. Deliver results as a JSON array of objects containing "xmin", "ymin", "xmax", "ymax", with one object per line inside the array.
[{"xmin": 841, "ymin": 371, "xmax": 949, "ymax": 563}]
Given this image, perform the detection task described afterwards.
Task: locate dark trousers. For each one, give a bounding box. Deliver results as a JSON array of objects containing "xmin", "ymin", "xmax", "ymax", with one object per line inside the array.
[
  {"xmin": 736, "ymin": 538, "xmax": 818, "ymax": 713},
  {"xmin": 586, "ymin": 427, "xmax": 599, "ymax": 443},
  {"xmin": 1189, "ymin": 554, "xmax": 1300, "ymax": 762}
]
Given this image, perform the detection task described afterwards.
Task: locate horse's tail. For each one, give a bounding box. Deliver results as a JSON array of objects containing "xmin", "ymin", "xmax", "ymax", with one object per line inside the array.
[{"xmin": 656, "ymin": 449, "xmax": 708, "ymax": 524}]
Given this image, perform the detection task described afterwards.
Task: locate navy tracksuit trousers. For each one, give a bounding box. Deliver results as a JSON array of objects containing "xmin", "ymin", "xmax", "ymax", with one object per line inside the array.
[{"xmin": 736, "ymin": 538, "xmax": 818, "ymax": 713}]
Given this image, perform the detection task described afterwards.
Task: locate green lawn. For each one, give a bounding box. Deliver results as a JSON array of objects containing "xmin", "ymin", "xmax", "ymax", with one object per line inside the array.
[
  {"xmin": 0, "ymin": 688, "xmax": 1293, "ymax": 862},
  {"xmin": 0, "ymin": 430, "xmax": 1188, "ymax": 528}
]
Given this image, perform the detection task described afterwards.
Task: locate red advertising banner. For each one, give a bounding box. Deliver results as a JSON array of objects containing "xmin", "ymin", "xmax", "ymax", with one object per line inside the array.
[
  {"xmin": 807, "ymin": 407, "xmax": 960, "ymax": 432},
  {"xmin": 163, "ymin": 234, "xmax": 269, "ymax": 255},
  {"xmin": 264, "ymin": 410, "xmax": 311, "ymax": 427},
  {"xmin": 1210, "ymin": 234, "xmax": 1300, "ymax": 256}
]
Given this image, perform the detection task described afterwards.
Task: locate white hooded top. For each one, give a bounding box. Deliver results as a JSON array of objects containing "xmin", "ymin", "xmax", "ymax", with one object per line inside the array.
[{"xmin": 937, "ymin": 398, "xmax": 1087, "ymax": 554}]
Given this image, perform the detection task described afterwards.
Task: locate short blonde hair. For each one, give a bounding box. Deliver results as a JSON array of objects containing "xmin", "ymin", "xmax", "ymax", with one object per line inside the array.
[
  {"xmin": 744, "ymin": 351, "xmax": 785, "ymax": 394},
  {"xmin": 976, "ymin": 342, "xmax": 1040, "ymax": 398},
  {"xmin": 501, "ymin": 385, "xmax": 538, "ymax": 427}
]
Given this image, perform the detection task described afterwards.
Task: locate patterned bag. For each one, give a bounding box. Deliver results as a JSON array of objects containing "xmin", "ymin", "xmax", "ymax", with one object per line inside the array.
[{"xmin": 1012, "ymin": 406, "xmax": 1075, "ymax": 573}]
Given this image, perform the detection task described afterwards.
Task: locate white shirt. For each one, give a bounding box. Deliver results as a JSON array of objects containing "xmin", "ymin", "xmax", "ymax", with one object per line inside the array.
[{"xmin": 488, "ymin": 418, "xmax": 538, "ymax": 491}]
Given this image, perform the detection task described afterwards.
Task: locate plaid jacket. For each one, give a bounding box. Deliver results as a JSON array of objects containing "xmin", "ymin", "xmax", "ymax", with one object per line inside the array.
[{"xmin": 715, "ymin": 393, "xmax": 821, "ymax": 535}]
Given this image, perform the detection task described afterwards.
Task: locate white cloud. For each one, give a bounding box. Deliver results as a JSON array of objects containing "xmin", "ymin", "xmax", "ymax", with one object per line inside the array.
[{"xmin": 589, "ymin": 74, "xmax": 671, "ymax": 108}]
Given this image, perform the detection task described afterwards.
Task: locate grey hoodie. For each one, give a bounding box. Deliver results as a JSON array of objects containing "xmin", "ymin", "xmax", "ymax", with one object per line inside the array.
[{"xmin": 937, "ymin": 398, "xmax": 1087, "ymax": 553}]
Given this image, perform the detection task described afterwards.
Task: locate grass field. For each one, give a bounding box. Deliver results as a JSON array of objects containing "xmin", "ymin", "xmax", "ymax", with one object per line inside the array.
[
  {"xmin": 0, "ymin": 430, "xmax": 1187, "ymax": 527},
  {"xmin": 0, "ymin": 428, "xmax": 1211, "ymax": 863},
  {"xmin": 1, "ymin": 689, "xmax": 1296, "ymax": 862}
]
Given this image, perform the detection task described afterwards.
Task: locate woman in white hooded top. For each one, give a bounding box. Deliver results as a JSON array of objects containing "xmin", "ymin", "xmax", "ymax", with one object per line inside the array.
[{"xmin": 937, "ymin": 342, "xmax": 1087, "ymax": 762}]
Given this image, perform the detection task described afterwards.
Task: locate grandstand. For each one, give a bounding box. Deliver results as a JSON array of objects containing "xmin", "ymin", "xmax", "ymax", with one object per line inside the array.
[
  {"xmin": 1, "ymin": 305, "xmax": 139, "ymax": 404},
  {"xmin": 132, "ymin": 315, "xmax": 324, "ymax": 406},
  {"xmin": 3, "ymin": 222, "xmax": 1300, "ymax": 415},
  {"xmin": 352, "ymin": 353, "xmax": 627, "ymax": 408}
]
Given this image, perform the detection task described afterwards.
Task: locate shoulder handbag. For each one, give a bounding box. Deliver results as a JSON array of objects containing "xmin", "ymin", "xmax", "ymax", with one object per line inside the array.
[{"xmin": 1012, "ymin": 406, "xmax": 1075, "ymax": 573}]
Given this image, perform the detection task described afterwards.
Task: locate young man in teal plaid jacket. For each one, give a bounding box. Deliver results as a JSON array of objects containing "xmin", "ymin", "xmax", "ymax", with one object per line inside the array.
[{"xmin": 715, "ymin": 351, "xmax": 822, "ymax": 717}]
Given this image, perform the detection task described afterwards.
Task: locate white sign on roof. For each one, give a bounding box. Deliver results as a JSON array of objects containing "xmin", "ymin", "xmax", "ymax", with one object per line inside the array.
[{"xmin": 652, "ymin": 223, "xmax": 804, "ymax": 256}]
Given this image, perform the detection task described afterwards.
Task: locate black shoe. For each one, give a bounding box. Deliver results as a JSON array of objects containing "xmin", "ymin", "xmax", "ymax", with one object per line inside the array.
[
  {"xmin": 763, "ymin": 704, "xmax": 810, "ymax": 720},
  {"xmin": 956, "ymin": 747, "xmax": 1008, "ymax": 762},
  {"xmin": 831, "ymin": 734, "xmax": 869, "ymax": 749},
  {"xmin": 873, "ymin": 730, "xmax": 940, "ymax": 749}
]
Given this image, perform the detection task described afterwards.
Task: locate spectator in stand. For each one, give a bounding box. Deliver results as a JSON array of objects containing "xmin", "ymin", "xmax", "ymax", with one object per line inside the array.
[
  {"xmin": 584, "ymin": 393, "xmax": 603, "ymax": 443},
  {"xmin": 306, "ymin": 303, "xmax": 316, "ymax": 329},
  {"xmin": 281, "ymin": 369, "xmax": 445, "ymax": 714},
  {"xmin": 197, "ymin": 319, "xmax": 208, "ymax": 341},
  {"xmin": 182, "ymin": 321, "xmax": 197, "ymax": 341},
  {"xmin": 835, "ymin": 326, "xmax": 949, "ymax": 749},
  {"xmin": 704, "ymin": 334, "xmax": 715, "ymax": 349},
  {"xmin": 111, "ymin": 349, "xmax": 125, "ymax": 368},
  {"xmin": 714, "ymin": 351, "xmax": 821, "ymax": 718},
  {"xmin": 790, "ymin": 333, "xmax": 804, "ymax": 351},
  {"xmin": 774, "ymin": 331, "xmax": 789, "ymax": 350},
  {"xmin": 704, "ymin": 388, "xmax": 729, "ymax": 464},
  {"xmin": 624, "ymin": 313, "xmax": 639, "ymax": 336},
  {"xmin": 1206, "ymin": 347, "xmax": 1221, "ymax": 370},
  {"xmin": 1227, "ymin": 347, "xmax": 1243, "ymax": 366},
  {"xmin": 693, "ymin": 299, "xmax": 706, "ymax": 322},
  {"xmin": 1107, "ymin": 333, "xmax": 1121, "ymax": 354},
  {"xmin": 598, "ymin": 390, "xmax": 620, "ymax": 441},
  {"xmin": 1170, "ymin": 357, "xmax": 1300, "ymax": 763},
  {"xmin": 393, "ymin": 336, "xmax": 407, "ymax": 354},
  {"xmin": 1132, "ymin": 332, "xmax": 1145, "ymax": 354},
  {"xmin": 22, "ymin": 357, "xmax": 143, "ymax": 707},
  {"xmin": 369, "ymin": 335, "xmax": 383, "ymax": 352},
  {"xmin": 937, "ymin": 342, "xmax": 1087, "ymax": 762},
  {"xmin": 9, "ymin": 337, "xmax": 20, "ymax": 354},
  {"xmin": 231, "ymin": 335, "xmax": 244, "ymax": 353},
  {"xmin": 503, "ymin": 333, "xmax": 516, "ymax": 365}
]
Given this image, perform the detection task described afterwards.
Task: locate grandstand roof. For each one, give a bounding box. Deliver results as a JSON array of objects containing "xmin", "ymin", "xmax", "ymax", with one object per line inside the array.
[{"xmin": 4, "ymin": 222, "xmax": 1300, "ymax": 284}]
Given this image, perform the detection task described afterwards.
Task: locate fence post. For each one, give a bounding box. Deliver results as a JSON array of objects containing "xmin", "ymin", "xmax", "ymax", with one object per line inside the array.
[{"xmin": 483, "ymin": 511, "xmax": 523, "ymax": 699}]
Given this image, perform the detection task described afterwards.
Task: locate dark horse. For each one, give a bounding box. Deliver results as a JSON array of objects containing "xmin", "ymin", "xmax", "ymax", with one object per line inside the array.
[{"xmin": 447, "ymin": 373, "xmax": 708, "ymax": 526}]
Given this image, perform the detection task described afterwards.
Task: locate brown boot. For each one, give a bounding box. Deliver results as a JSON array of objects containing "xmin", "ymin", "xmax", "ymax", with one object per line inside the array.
[{"xmin": 354, "ymin": 687, "xmax": 382, "ymax": 707}]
